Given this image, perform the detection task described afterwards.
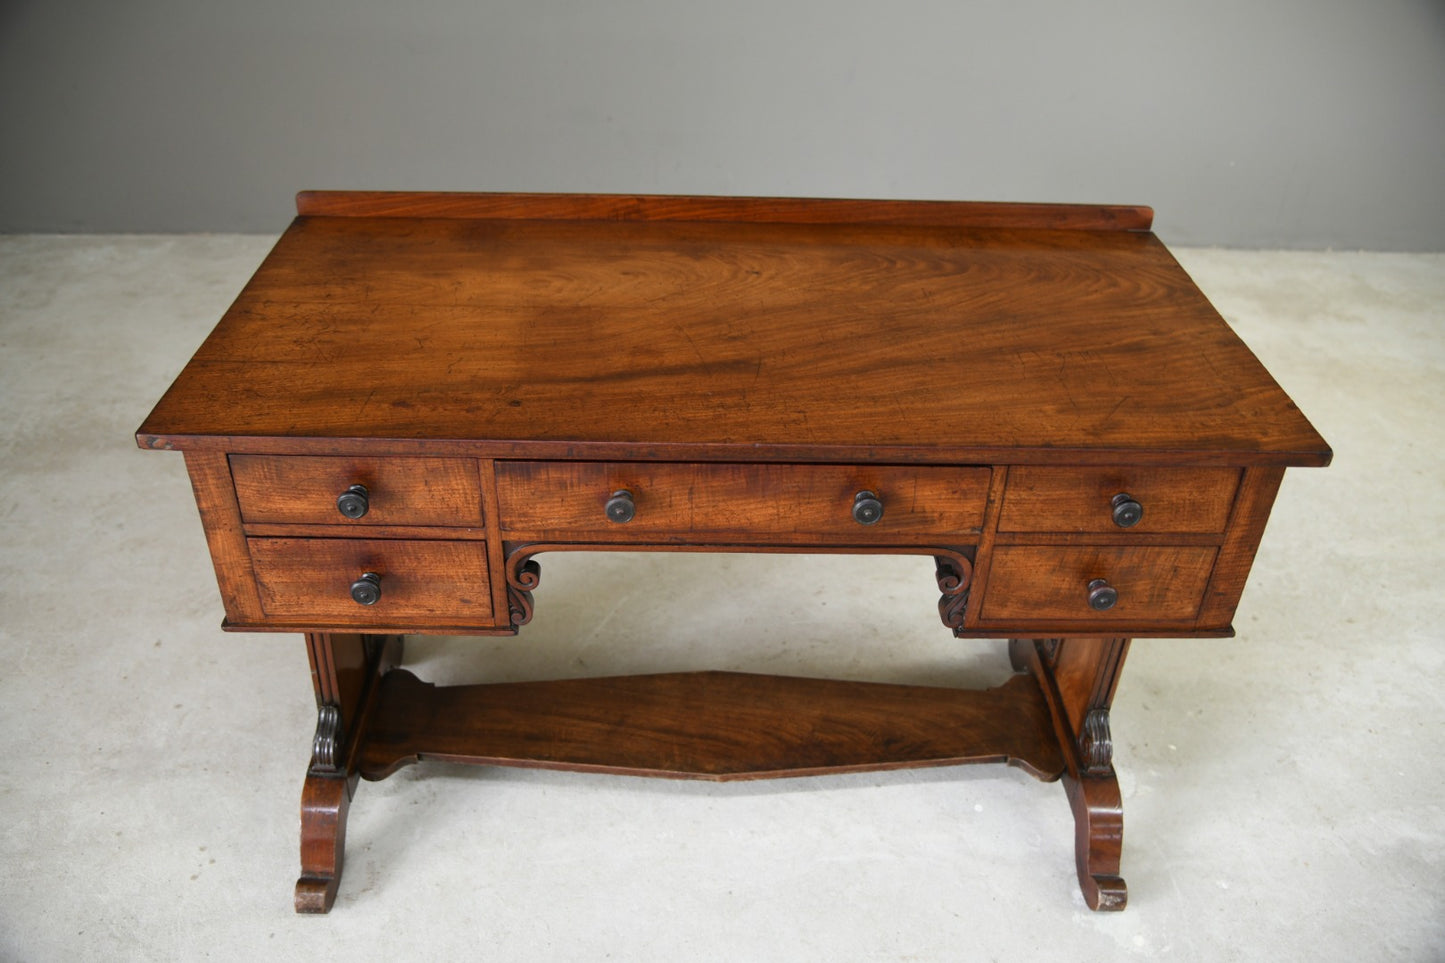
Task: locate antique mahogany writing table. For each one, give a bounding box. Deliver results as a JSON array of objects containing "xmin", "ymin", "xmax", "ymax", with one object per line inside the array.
[{"xmin": 137, "ymin": 191, "xmax": 1329, "ymax": 913}]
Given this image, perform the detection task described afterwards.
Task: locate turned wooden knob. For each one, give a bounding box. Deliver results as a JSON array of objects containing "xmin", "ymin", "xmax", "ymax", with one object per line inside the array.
[
  {"xmin": 852, "ymin": 490, "xmax": 884, "ymax": 525},
  {"xmin": 1111, "ymin": 492, "xmax": 1142, "ymax": 528},
  {"xmin": 336, "ymin": 484, "xmax": 370, "ymax": 519},
  {"xmin": 605, "ymin": 490, "xmax": 635, "ymax": 524},
  {"xmin": 1087, "ymin": 578, "xmax": 1118, "ymax": 611},
  {"xmin": 350, "ymin": 572, "xmax": 382, "ymax": 605}
]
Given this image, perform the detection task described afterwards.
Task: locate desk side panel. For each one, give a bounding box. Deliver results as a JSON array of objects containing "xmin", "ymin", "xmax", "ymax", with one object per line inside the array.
[
  {"xmin": 1195, "ymin": 466, "xmax": 1286, "ymax": 628},
  {"xmin": 183, "ymin": 451, "xmax": 265, "ymax": 624}
]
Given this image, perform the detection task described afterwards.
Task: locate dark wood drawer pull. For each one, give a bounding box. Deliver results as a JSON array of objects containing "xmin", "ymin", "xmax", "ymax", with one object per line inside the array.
[
  {"xmin": 336, "ymin": 484, "xmax": 370, "ymax": 519},
  {"xmin": 605, "ymin": 490, "xmax": 636, "ymax": 524},
  {"xmin": 1110, "ymin": 492, "xmax": 1142, "ymax": 528},
  {"xmin": 349, "ymin": 572, "xmax": 382, "ymax": 605},
  {"xmin": 852, "ymin": 490, "xmax": 884, "ymax": 525},
  {"xmin": 1087, "ymin": 578, "xmax": 1118, "ymax": 611}
]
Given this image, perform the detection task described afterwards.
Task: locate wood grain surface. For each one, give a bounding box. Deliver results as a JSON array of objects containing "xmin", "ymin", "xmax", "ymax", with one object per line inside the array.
[
  {"xmin": 248, "ymin": 537, "xmax": 494, "ymax": 625},
  {"xmin": 231, "ymin": 454, "xmax": 483, "ymax": 526},
  {"xmin": 134, "ymin": 193, "xmax": 1333, "ymax": 915},
  {"xmin": 979, "ymin": 545, "xmax": 1217, "ymax": 623},
  {"xmin": 137, "ymin": 201, "xmax": 1330, "ymax": 467},
  {"xmin": 295, "ymin": 190, "xmax": 1154, "ymax": 230},
  {"xmin": 998, "ymin": 467, "xmax": 1240, "ymax": 534},
  {"xmin": 494, "ymin": 461, "xmax": 990, "ymax": 542},
  {"xmin": 357, "ymin": 669, "xmax": 1067, "ymax": 781}
]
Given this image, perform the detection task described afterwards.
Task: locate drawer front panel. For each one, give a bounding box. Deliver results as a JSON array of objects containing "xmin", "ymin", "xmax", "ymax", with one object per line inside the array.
[
  {"xmin": 998, "ymin": 467, "xmax": 1240, "ymax": 534},
  {"xmin": 979, "ymin": 545, "xmax": 1217, "ymax": 623},
  {"xmin": 249, "ymin": 537, "xmax": 493, "ymax": 623},
  {"xmin": 231, "ymin": 455, "xmax": 483, "ymax": 527},
  {"xmin": 495, "ymin": 462, "xmax": 991, "ymax": 542}
]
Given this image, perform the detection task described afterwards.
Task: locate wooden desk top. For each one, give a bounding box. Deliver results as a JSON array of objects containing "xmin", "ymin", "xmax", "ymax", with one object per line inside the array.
[{"xmin": 138, "ymin": 192, "xmax": 1329, "ymax": 468}]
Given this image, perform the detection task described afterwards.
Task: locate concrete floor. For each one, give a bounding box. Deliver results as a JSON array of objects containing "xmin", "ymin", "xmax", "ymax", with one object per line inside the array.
[{"xmin": 0, "ymin": 235, "xmax": 1441, "ymax": 961}]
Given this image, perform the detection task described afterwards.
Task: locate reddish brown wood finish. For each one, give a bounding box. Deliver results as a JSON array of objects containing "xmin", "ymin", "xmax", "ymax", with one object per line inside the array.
[
  {"xmin": 183, "ymin": 451, "xmax": 264, "ymax": 623},
  {"xmin": 248, "ymin": 538, "xmax": 495, "ymax": 625},
  {"xmin": 357, "ymin": 670, "xmax": 1065, "ymax": 782},
  {"xmin": 1195, "ymin": 467, "xmax": 1287, "ymax": 627},
  {"xmin": 477, "ymin": 458, "xmax": 514, "ymax": 627},
  {"xmin": 1065, "ymin": 774, "xmax": 1127, "ymax": 911},
  {"xmin": 295, "ymin": 190, "xmax": 1155, "ymax": 231},
  {"xmin": 296, "ymin": 774, "xmax": 350, "ymax": 913},
  {"xmin": 980, "ymin": 545, "xmax": 1218, "ymax": 624},
  {"xmin": 960, "ymin": 465, "xmax": 1011, "ymax": 632},
  {"xmin": 998, "ymin": 467, "xmax": 1240, "ymax": 534},
  {"xmin": 137, "ymin": 207, "xmax": 1330, "ymax": 468},
  {"xmin": 303, "ymin": 631, "xmax": 369, "ymax": 715},
  {"xmin": 136, "ymin": 192, "xmax": 1331, "ymax": 915},
  {"xmin": 231, "ymin": 455, "xmax": 483, "ymax": 527},
  {"xmin": 296, "ymin": 633, "xmax": 401, "ymax": 912},
  {"xmin": 1013, "ymin": 637, "xmax": 1131, "ymax": 910},
  {"xmin": 494, "ymin": 461, "xmax": 991, "ymax": 543},
  {"xmin": 241, "ymin": 522, "xmax": 488, "ymax": 541}
]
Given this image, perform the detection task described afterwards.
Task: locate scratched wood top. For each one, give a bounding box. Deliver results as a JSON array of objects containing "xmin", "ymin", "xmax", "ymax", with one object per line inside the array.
[{"xmin": 138, "ymin": 194, "xmax": 1329, "ymax": 466}]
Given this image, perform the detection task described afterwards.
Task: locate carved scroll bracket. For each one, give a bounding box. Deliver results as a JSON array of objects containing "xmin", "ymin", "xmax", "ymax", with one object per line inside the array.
[
  {"xmin": 504, "ymin": 551, "xmax": 542, "ymax": 627},
  {"xmin": 309, "ymin": 703, "xmax": 342, "ymax": 775},
  {"xmin": 933, "ymin": 551, "xmax": 974, "ymax": 633},
  {"xmin": 1079, "ymin": 708, "xmax": 1114, "ymax": 775}
]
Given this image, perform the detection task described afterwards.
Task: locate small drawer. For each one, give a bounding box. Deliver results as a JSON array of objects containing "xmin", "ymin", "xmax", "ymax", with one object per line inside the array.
[
  {"xmin": 979, "ymin": 545, "xmax": 1217, "ymax": 623},
  {"xmin": 998, "ymin": 467, "xmax": 1240, "ymax": 534},
  {"xmin": 494, "ymin": 462, "xmax": 991, "ymax": 543},
  {"xmin": 231, "ymin": 455, "xmax": 482, "ymax": 527},
  {"xmin": 248, "ymin": 537, "xmax": 494, "ymax": 624}
]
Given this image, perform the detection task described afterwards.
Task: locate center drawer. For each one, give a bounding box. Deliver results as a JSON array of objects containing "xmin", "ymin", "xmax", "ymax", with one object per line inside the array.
[{"xmin": 494, "ymin": 462, "xmax": 991, "ymax": 543}]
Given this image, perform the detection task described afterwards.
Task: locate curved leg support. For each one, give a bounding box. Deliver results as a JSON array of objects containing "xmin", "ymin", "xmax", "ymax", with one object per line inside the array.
[
  {"xmin": 292, "ymin": 633, "xmax": 400, "ymax": 913},
  {"xmin": 295, "ymin": 774, "xmax": 353, "ymax": 913},
  {"xmin": 1064, "ymin": 771, "xmax": 1127, "ymax": 911},
  {"xmin": 1018, "ymin": 636, "xmax": 1131, "ymax": 909}
]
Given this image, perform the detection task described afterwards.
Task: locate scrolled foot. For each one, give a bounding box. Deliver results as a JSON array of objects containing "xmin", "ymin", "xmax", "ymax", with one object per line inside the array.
[
  {"xmin": 295, "ymin": 773, "xmax": 352, "ymax": 914},
  {"xmin": 1064, "ymin": 771, "xmax": 1128, "ymax": 911},
  {"xmin": 295, "ymin": 874, "xmax": 342, "ymax": 914},
  {"xmin": 1081, "ymin": 873, "xmax": 1128, "ymax": 912}
]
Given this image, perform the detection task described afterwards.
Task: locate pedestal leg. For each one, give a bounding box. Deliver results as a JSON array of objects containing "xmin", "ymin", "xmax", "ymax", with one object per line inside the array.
[
  {"xmin": 1014, "ymin": 636, "xmax": 1131, "ymax": 911},
  {"xmin": 294, "ymin": 633, "xmax": 400, "ymax": 914}
]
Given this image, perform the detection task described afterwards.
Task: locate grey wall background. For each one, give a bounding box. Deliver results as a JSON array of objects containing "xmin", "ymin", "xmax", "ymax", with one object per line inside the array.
[{"xmin": 1, "ymin": 0, "xmax": 1442, "ymax": 248}]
